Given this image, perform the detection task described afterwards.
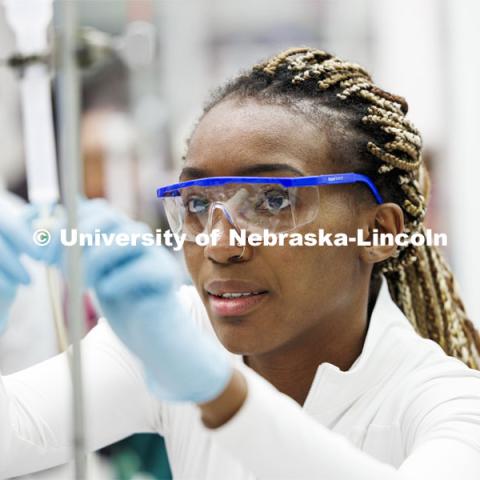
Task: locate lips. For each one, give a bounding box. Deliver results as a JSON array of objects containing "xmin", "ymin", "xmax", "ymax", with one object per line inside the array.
[{"xmin": 205, "ymin": 279, "xmax": 269, "ymax": 317}]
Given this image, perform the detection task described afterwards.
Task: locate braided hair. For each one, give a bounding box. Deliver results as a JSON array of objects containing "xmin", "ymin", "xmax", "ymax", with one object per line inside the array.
[{"xmin": 200, "ymin": 47, "xmax": 480, "ymax": 368}]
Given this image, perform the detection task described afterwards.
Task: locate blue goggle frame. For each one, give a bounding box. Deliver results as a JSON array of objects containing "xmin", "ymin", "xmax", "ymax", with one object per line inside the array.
[{"xmin": 157, "ymin": 173, "xmax": 384, "ymax": 204}]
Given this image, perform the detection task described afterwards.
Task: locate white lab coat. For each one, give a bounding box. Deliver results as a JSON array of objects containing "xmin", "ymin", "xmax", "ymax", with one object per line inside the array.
[
  {"xmin": 0, "ymin": 280, "xmax": 480, "ymax": 479},
  {"xmin": 0, "ymin": 191, "xmax": 57, "ymax": 373}
]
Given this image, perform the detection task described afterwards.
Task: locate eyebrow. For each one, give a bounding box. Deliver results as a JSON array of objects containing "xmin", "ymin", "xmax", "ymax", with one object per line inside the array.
[{"xmin": 179, "ymin": 163, "xmax": 305, "ymax": 180}]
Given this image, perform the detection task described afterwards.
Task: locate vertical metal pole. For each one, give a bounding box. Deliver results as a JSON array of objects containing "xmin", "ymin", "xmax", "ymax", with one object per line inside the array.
[{"xmin": 54, "ymin": 1, "xmax": 86, "ymax": 478}]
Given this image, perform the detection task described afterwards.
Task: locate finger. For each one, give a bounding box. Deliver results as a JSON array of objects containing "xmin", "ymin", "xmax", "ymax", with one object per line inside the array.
[
  {"xmin": 80, "ymin": 213, "xmax": 148, "ymax": 286},
  {"xmin": 79, "ymin": 206, "xmax": 151, "ymax": 246},
  {"xmin": 78, "ymin": 211, "xmax": 125, "ymax": 242},
  {"xmin": 95, "ymin": 251, "xmax": 177, "ymax": 300},
  {"xmin": 21, "ymin": 203, "xmax": 40, "ymax": 224},
  {"xmin": 0, "ymin": 211, "xmax": 43, "ymax": 260},
  {"xmin": 44, "ymin": 206, "xmax": 125, "ymax": 276},
  {"xmin": 83, "ymin": 241, "xmax": 144, "ymax": 288},
  {"xmin": 78, "ymin": 199, "xmax": 128, "ymax": 227},
  {"xmin": 41, "ymin": 229, "xmax": 64, "ymax": 266},
  {"xmin": 0, "ymin": 236, "xmax": 31, "ymax": 285},
  {"xmin": 0, "ymin": 270, "xmax": 17, "ymax": 299}
]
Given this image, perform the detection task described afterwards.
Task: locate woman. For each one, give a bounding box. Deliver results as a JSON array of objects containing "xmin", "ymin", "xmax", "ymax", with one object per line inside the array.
[{"xmin": 1, "ymin": 48, "xmax": 480, "ymax": 479}]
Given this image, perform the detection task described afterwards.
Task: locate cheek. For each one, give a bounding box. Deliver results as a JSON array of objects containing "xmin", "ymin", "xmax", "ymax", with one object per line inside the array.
[
  {"xmin": 273, "ymin": 242, "xmax": 356, "ymax": 304},
  {"xmin": 274, "ymin": 205, "xmax": 361, "ymax": 311},
  {"xmin": 183, "ymin": 243, "xmax": 203, "ymax": 285}
]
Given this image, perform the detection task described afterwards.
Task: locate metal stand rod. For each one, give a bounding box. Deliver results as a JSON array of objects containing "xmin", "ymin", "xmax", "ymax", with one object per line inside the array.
[{"xmin": 55, "ymin": 1, "xmax": 86, "ymax": 478}]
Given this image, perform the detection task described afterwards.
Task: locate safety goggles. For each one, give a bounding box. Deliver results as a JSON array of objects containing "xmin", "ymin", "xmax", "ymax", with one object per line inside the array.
[{"xmin": 156, "ymin": 173, "xmax": 383, "ymax": 242}]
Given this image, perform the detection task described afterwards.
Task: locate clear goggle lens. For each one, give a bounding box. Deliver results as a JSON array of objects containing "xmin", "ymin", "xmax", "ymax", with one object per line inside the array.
[{"xmin": 160, "ymin": 183, "xmax": 320, "ymax": 241}]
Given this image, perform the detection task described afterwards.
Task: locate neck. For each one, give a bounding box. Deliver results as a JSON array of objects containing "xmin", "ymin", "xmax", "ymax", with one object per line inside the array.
[{"xmin": 244, "ymin": 280, "xmax": 379, "ymax": 406}]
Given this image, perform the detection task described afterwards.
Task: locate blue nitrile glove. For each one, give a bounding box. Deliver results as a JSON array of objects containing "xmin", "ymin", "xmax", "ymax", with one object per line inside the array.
[
  {"xmin": 77, "ymin": 199, "xmax": 232, "ymax": 403},
  {"xmin": 0, "ymin": 208, "xmax": 44, "ymax": 335}
]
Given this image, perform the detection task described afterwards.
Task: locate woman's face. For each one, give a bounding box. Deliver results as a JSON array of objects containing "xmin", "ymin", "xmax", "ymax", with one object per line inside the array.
[{"xmin": 182, "ymin": 98, "xmax": 373, "ymax": 356}]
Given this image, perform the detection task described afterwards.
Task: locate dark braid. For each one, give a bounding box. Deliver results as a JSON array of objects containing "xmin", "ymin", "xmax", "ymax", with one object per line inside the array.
[{"xmin": 199, "ymin": 47, "xmax": 480, "ymax": 368}]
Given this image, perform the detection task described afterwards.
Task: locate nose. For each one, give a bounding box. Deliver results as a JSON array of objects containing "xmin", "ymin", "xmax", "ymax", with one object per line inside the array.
[{"xmin": 204, "ymin": 203, "xmax": 249, "ymax": 264}]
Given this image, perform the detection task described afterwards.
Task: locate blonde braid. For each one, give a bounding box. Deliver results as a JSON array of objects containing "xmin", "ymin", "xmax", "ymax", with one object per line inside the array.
[{"xmin": 405, "ymin": 261, "xmax": 427, "ymax": 335}]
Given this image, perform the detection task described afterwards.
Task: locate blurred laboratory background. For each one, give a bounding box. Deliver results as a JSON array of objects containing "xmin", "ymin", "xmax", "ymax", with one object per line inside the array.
[{"xmin": 0, "ymin": 0, "xmax": 479, "ymax": 477}]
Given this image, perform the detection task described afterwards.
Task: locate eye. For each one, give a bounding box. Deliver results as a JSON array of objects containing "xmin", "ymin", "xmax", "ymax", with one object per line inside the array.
[
  {"xmin": 186, "ymin": 196, "xmax": 210, "ymax": 214},
  {"xmin": 256, "ymin": 189, "xmax": 291, "ymax": 214}
]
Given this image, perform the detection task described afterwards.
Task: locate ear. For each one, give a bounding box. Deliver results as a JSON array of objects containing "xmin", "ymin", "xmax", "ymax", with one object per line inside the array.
[{"xmin": 359, "ymin": 203, "xmax": 404, "ymax": 265}]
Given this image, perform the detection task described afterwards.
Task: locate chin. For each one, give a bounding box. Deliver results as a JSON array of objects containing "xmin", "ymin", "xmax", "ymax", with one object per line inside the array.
[
  {"xmin": 215, "ymin": 322, "xmax": 305, "ymax": 359},
  {"xmin": 211, "ymin": 320, "xmax": 268, "ymax": 355}
]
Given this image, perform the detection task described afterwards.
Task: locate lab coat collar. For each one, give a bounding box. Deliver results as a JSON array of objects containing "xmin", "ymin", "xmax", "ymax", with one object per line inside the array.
[{"xmin": 301, "ymin": 276, "xmax": 413, "ymax": 419}]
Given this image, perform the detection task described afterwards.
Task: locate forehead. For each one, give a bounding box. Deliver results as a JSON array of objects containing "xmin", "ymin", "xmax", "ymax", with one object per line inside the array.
[{"xmin": 182, "ymin": 99, "xmax": 333, "ymax": 179}]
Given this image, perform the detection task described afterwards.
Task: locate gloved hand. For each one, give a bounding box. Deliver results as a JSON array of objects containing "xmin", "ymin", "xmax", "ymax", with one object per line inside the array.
[
  {"xmin": 0, "ymin": 208, "xmax": 44, "ymax": 335},
  {"xmin": 77, "ymin": 200, "xmax": 232, "ymax": 403}
]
